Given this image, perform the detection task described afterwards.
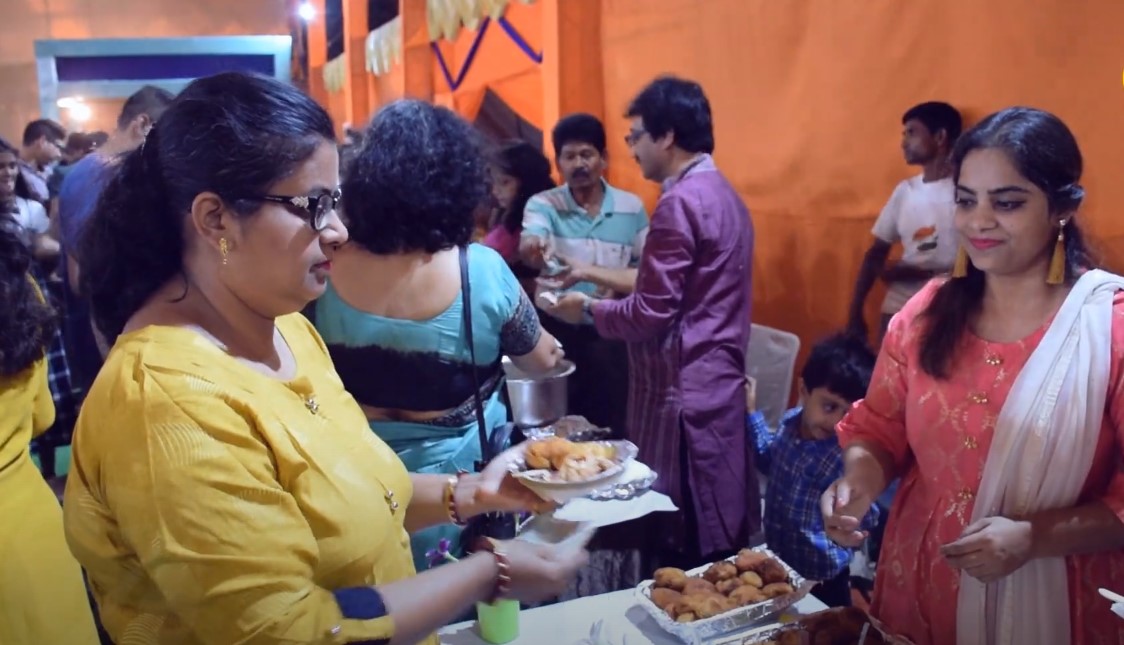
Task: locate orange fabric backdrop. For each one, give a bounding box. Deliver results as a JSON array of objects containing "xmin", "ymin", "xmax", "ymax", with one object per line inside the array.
[
  {"xmin": 347, "ymin": 0, "xmax": 1124, "ymax": 394},
  {"xmin": 595, "ymin": 0, "xmax": 1124, "ymax": 374},
  {"xmin": 431, "ymin": 1, "xmax": 543, "ymax": 123}
]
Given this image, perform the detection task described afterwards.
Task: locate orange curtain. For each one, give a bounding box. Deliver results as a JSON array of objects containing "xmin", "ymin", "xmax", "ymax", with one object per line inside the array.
[
  {"xmin": 596, "ymin": 0, "xmax": 1124, "ymax": 371},
  {"xmin": 430, "ymin": 1, "xmax": 543, "ymax": 124}
]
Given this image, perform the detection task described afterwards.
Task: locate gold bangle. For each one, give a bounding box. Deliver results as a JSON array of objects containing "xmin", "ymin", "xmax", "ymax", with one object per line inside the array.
[{"xmin": 444, "ymin": 474, "xmax": 468, "ymax": 526}]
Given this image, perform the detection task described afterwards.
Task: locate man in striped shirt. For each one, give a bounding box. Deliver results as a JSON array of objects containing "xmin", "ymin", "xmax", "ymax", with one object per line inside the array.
[{"xmin": 519, "ymin": 114, "xmax": 647, "ymax": 433}]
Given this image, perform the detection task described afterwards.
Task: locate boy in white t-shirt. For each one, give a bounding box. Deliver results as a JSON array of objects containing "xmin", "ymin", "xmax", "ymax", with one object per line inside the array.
[{"xmin": 847, "ymin": 102, "xmax": 963, "ymax": 343}]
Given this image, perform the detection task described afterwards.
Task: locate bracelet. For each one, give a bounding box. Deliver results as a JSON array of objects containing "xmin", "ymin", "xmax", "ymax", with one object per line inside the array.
[
  {"xmin": 444, "ymin": 472, "xmax": 469, "ymax": 526},
  {"xmin": 475, "ymin": 537, "xmax": 512, "ymax": 601}
]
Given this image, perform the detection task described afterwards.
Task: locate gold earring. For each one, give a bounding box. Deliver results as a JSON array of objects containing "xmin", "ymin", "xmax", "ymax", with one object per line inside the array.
[
  {"xmin": 219, "ymin": 238, "xmax": 229, "ymax": 266},
  {"xmin": 1046, "ymin": 221, "xmax": 1066, "ymax": 285},
  {"xmin": 951, "ymin": 246, "xmax": 969, "ymax": 278}
]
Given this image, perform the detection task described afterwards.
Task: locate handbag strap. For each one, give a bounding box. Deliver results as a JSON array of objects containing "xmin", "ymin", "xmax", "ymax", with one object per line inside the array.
[{"xmin": 459, "ymin": 245, "xmax": 492, "ymax": 465}]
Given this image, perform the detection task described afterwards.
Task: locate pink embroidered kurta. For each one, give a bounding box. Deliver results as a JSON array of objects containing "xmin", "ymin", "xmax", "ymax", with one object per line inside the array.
[
  {"xmin": 593, "ymin": 155, "xmax": 758, "ymax": 557},
  {"xmin": 839, "ymin": 281, "xmax": 1124, "ymax": 645}
]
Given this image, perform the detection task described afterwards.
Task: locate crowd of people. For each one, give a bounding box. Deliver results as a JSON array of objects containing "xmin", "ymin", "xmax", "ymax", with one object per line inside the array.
[{"xmin": 1, "ymin": 67, "xmax": 1123, "ymax": 645}]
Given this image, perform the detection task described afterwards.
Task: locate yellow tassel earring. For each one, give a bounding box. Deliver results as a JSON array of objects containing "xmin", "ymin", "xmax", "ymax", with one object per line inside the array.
[
  {"xmin": 951, "ymin": 246, "xmax": 969, "ymax": 278},
  {"xmin": 1046, "ymin": 221, "xmax": 1067, "ymax": 285},
  {"xmin": 219, "ymin": 237, "xmax": 229, "ymax": 266}
]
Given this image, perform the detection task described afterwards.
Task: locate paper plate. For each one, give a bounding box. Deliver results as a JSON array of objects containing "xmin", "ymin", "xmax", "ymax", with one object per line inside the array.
[{"xmin": 510, "ymin": 440, "xmax": 638, "ymax": 503}]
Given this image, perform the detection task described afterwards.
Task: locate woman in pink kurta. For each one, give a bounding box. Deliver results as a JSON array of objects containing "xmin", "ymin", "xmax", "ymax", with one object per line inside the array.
[{"xmin": 824, "ymin": 107, "xmax": 1124, "ymax": 645}]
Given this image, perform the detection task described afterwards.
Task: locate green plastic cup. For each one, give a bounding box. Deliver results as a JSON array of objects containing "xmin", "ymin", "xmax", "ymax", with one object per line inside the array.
[{"xmin": 476, "ymin": 599, "xmax": 520, "ymax": 644}]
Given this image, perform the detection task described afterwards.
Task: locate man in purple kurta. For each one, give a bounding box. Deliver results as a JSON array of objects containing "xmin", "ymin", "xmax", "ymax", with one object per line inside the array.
[{"xmin": 548, "ymin": 76, "xmax": 759, "ymax": 563}]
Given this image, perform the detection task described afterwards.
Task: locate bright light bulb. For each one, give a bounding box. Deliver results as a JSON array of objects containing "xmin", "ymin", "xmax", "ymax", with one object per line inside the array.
[
  {"xmin": 297, "ymin": 2, "xmax": 316, "ymax": 21},
  {"xmin": 69, "ymin": 103, "xmax": 92, "ymax": 123},
  {"xmin": 57, "ymin": 96, "xmax": 79, "ymax": 109}
]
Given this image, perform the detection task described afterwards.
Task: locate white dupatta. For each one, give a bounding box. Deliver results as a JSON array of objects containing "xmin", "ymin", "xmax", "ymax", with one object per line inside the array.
[{"xmin": 956, "ymin": 269, "xmax": 1124, "ymax": 645}]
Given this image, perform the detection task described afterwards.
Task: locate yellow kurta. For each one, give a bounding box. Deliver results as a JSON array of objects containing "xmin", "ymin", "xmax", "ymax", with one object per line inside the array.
[
  {"xmin": 0, "ymin": 355, "xmax": 100, "ymax": 645},
  {"xmin": 64, "ymin": 314, "xmax": 431, "ymax": 644}
]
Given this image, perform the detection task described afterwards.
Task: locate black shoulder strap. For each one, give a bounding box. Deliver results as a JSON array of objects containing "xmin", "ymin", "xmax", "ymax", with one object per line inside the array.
[{"xmin": 459, "ymin": 245, "xmax": 492, "ymax": 464}]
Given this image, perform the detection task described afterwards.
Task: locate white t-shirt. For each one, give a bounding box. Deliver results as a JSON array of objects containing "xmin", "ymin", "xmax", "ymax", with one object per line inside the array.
[
  {"xmin": 8, "ymin": 197, "xmax": 50, "ymax": 248},
  {"xmin": 871, "ymin": 175, "xmax": 957, "ymax": 314}
]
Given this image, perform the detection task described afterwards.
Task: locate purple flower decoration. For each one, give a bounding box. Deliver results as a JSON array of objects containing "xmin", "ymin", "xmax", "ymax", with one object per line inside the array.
[{"xmin": 425, "ymin": 537, "xmax": 458, "ymax": 569}]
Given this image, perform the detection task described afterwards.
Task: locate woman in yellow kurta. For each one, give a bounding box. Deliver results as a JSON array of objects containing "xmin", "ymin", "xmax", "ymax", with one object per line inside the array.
[
  {"xmin": 63, "ymin": 72, "xmax": 586, "ymax": 645},
  {"xmin": 0, "ymin": 218, "xmax": 99, "ymax": 644}
]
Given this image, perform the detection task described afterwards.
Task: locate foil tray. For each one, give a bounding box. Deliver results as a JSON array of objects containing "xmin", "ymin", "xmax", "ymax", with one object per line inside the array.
[{"xmin": 634, "ymin": 546, "xmax": 816, "ymax": 644}]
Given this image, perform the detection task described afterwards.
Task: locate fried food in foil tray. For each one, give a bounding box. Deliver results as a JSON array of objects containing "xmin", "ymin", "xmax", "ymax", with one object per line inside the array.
[{"xmin": 635, "ymin": 546, "xmax": 816, "ymax": 644}]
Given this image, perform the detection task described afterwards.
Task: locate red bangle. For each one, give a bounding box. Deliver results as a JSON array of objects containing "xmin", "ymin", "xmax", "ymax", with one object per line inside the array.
[
  {"xmin": 476, "ymin": 537, "xmax": 512, "ymax": 601},
  {"xmin": 445, "ymin": 472, "xmax": 469, "ymax": 526}
]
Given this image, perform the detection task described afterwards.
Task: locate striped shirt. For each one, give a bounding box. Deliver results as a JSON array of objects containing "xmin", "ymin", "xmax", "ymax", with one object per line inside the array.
[{"xmin": 521, "ymin": 179, "xmax": 648, "ymax": 295}]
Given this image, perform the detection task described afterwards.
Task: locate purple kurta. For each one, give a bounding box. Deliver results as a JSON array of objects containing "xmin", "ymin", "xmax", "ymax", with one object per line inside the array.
[{"xmin": 593, "ymin": 155, "xmax": 758, "ymax": 557}]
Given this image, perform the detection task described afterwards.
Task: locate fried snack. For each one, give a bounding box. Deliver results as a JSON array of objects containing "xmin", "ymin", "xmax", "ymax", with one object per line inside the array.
[
  {"xmin": 762, "ymin": 582, "xmax": 795, "ymax": 599},
  {"xmin": 759, "ymin": 558, "xmax": 789, "ymax": 584},
  {"xmin": 739, "ymin": 571, "xmax": 764, "ymax": 588},
  {"xmin": 734, "ymin": 548, "xmax": 770, "ymax": 573},
  {"xmin": 653, "ymin": 567, "xmax": 689, "ymax": 591},
  {"xmin": 692, "ymin": 594, "xmax": 735, "ymax": 619},
  {"xmin": 681, "ymin": 578, "xmax": 717, "ymax": 595},
  {"xmin": 702, "ymin": 561, "xmax": 738, "ymax": 583},
  {"xmin": 715, "ymin": 577, "xmax": 743, "ymax": 595},
  {"xmin": 524, "ymin": 437, "xmax": 618, "ymax": 481},
  {"xmin": 557, "ymin": 454, "xmax": 616, "ymax": 481},
  {"xmin": 675, "ymin": 612, "xmax": 697, "ymax": 623},
  {"xmin": 776, "ymin": 632, "xmax": 805, "ymax": 645},
  {"xmin": 524, "ymin": 437, "xmax": 568, "ymax": 469},
  {"xmin": 650, "ymin": 587, "xmax": 682, "ymax": 612},
  {"xmin": 729, "ymin": 584, "xmax": 767, "ymax": 606}
]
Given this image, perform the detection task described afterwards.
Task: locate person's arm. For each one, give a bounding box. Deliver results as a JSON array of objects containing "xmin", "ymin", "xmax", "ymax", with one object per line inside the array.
[
  {"xmin": 67, "ymin": 254, "xmax": 81, "ymax": 295},
  {"xmin": 32, "ymin": 232, "xmax": 60, "ymax": 262},
  {"xmin": 848, "ymin": 185, "xmax": 905, "ymax": 336},
  {"xmin": 847, "ymin": 240, "xmax": 892, "ymax": 335},
  {"xmin": 23, "ymin": 200, "xmax": 58, "ymax": 262},
  {"xmin": 824, "ymin": 307, "xmax": 916, "ymax": 546},
  {"xmin": 476, "ymin": 253, "xmax": 562, "ymax": 374},
  {"xmin": 746, "ymin": 410, "xmax": 777, "ymax": 475},
  {"xmin": 592, "ymin": 194, "xmax": 695, "ymax": 342},
  {"xmin": 1025, "ymin": 503, "xmax": 1124, "ymax": 559},
  {"xmin": 91, "ymin": 380, "xmax": 508, "ymax": 645},
  {"xmin": 561, "ymin": 262, "xmax": 639, "ymax": 295},
  {"xmin": 31, "ymin": 356, "xmax": 56, "ymax": 437},
  {"xmin": 519, "ymin": 195, "xmax": 555, "ymax": 269},
  {"xmin": 1022, "ymin": 353, "xmax": 1124, "ymax": 559}
]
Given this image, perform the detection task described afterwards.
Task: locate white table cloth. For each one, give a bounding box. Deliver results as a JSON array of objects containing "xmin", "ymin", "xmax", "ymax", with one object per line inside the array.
[{"xmin": 438, "ymin": 589, "xmax": 829, "ymax": 644}]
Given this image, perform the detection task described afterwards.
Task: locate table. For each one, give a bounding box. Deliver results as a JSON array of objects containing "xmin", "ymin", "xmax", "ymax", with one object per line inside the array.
[{"xmin": 438, "ymin": 590, "xmax": 829, "ymax": 644}]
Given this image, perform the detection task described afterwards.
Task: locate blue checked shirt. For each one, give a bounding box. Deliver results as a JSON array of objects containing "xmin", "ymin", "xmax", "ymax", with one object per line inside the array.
[{"xmin": 748, "ymin": 407, "xmax": 879, "ymax": 581}]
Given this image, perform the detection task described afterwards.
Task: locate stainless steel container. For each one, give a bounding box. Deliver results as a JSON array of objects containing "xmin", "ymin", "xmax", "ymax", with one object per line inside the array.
[{"xmin": 502, "ymin": 358, "xmax": 576, "ymax": 428}]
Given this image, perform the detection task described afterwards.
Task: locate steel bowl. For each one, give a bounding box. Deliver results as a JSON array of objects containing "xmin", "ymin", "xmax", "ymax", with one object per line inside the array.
[{"xmin": 502, "ymin": 357, "xmax": 576, "ymax": 428}]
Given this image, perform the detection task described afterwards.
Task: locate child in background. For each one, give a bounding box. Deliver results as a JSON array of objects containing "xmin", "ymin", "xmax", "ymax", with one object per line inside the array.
[{"xmin": 747, "ymin": 333, "xmax": 878, "ymax": 607}]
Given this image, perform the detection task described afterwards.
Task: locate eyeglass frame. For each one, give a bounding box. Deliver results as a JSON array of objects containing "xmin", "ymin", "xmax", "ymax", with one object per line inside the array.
[
  {"xmin": 623, "ymin": 128, "xmax": 649, "ymax": 146},
  {"xmin": 241, "ymin": 188, "xmax": 342, "ymax": 231}
]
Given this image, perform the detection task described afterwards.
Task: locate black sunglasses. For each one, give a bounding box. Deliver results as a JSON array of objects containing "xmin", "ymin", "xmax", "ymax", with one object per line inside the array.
[{"xmin": 248, "ymin": 188, "xmax": 342, "ymax": 231}]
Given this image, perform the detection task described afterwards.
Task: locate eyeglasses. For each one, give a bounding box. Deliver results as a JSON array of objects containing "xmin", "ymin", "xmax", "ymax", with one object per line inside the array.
[
  {"xmin": 624, "ymin": 129, "xmax": 648, "ymax": 146},
  {"xmin": 250, "ymin": 188, "xmax": 342, "ymax": 231}
]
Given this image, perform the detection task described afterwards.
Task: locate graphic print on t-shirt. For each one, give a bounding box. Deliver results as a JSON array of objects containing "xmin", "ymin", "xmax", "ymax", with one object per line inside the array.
[{"xmin": 911, "ymin": 225, "xmax": 939, "ymax": 253}]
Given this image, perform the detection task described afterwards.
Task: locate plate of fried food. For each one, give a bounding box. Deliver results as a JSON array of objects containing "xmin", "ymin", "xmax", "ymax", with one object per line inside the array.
[
  {"xmin": 635, "ymin": 546, "xmax": 815, "ymax": 643},
  {"xmin": 720, "ymin": 607, "xmax": 915, "ymax": 645},
  {"xmin": 511, "ymin": 436, "xmax": 638, "ymax": 502}
]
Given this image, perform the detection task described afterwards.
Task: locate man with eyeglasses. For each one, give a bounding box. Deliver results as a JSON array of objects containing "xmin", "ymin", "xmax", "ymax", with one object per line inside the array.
[
  {"xmin": 18, "ymin": 119, "xmax": 66, "ymax": 207},
  {"xmin": 545, "ymin": 77, "xmax": 758, "ymax": 572}
]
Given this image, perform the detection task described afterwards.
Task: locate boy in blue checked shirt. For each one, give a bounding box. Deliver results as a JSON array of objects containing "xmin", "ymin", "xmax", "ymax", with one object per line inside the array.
[{"xmin": 747, "ymin": 333, "xmax": 878, "ymax": 607}]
